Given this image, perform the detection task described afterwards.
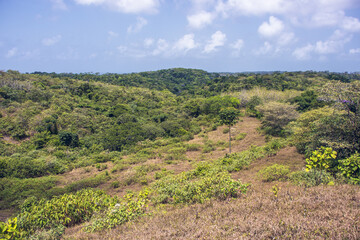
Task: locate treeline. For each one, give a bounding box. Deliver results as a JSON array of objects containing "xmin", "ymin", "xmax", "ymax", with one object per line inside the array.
[{"xmin": 31, "ymin": 69, "xmax": 360, "ymax": 96}]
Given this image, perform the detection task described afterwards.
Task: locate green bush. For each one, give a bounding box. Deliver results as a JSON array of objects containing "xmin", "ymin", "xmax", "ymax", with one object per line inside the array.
[
  {"xmin": 338, "ymin": 153, "xmax": 360, "ymax": 184},
  {"xmin": 84, "ymin": 190, "xmax": 149, "ymax": 232},
  {"xmin": 289, "ymin": 169, "xmax": 334, "ymax": 187},
  {"xmin": 0, "ymin": 176, "xmax": 58, "ymax": 209},
  {"xmin": 151, "ymin": 170, "xmax": 247, "ymax": 204},
  {"xmin": 17, "ymin": 189, "xmax": 118, "ymax": 234},
  {"xmin": 235, "ymin": 133, "xmax": 247, "ymax": 141},
  {"xmin": 58, "ymin": 131, "xmax": 79, "ymax": 148},
  {"xmin": 257, "ymin": 164, "xmax": 290, "ymax": 182}
]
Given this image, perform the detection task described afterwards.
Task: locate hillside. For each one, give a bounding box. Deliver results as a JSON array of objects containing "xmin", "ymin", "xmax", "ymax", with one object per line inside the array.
[{"xmin": 0, "ymin": 69, "xmax": 359, "ymax": 239}]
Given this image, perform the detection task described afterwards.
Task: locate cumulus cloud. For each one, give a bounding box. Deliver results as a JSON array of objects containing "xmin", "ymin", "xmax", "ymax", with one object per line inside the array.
[
  {"xmin": 152, "ymin": 39, "xmax": 170, "ymax": 56},
  {"xmin": 6, "ymin": 47, "xmax": 18, "ymax": 58},
  {"xmin": 74, "ymin": 0, "xmax": 160, "ymax": 14},
  {"xmin": 292, "ymin": 44, "xmax": 314, "ymax": 60},
  {"xmin": 258, "ymin": 16, "xmax": 284, "ymax": 38},
  {"xmin": 187, "ymin": 11, "xmax": 216, "ymax": 29},
  {"xmin": 341, "ymin": 16, "xmax": 360, "ymax": 32},
  {"xmin": 173, "ymin": 34, "xmax": 198, "ymax": 54},
  {"xmin": 203, "ymin": 31, "xmax": 226, "ymax": 53},
  {"xmin": 127, "ymin": 17, "xmax": 148, "ymax": 33},
  {"xmin": 42, "ymin": 35, "xmax": 62, "ymax": 46}
]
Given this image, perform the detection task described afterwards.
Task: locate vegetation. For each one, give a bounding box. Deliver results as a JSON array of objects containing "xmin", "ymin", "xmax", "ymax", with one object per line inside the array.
[{"xmin": 1, "ymin": 69, "xmax": 359, "ymax": 239}]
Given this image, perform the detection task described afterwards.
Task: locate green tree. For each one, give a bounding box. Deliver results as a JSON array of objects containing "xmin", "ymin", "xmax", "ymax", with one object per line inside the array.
[{"xmin": 219, "ymin": 107, "xmax": 241, "ymax": 153}]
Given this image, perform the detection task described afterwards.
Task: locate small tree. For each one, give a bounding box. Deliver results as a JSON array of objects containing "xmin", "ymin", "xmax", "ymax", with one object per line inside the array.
[{"xmin": 219, "ymin": 107, "xmax": 241, "ymax": 153}]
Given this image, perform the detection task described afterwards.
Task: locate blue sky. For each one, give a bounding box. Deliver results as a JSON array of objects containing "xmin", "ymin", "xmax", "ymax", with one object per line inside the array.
[{"xmin": 1, "ymin": 0, "xmax": 360, "ymax": 73}]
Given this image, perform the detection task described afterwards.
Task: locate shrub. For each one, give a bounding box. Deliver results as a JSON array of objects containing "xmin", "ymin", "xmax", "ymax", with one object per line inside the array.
[
  {"xmin": 289, "ymin": 169, "xmax": 334, "ymax": 187},
  {"xmin": 151, "ymin": 171, "xmax": 247, "ymax": 204},
  {"xmin": 306, "ymin": 147, "xmax": 337, "ymax": 172},
  {"xmin": 84, "ymin": 190, "xmax": 149, "ymax": 232},
  {"xmin": 17, "ymin": 189, "xmax": 118, "ymax": 234},
  {"xmin": 257, "ymin": 101, "xmax": 299, "ymax": 136},
  {"xmin": 257, "ymin": 164, "xmax": 290, "ymax": 182},
  {"xmin": 338, "ymin": 153, "xmax": 360, "ymax": 184},
  {"xmin": 58, "ymin": 131, "xmax": 79, "ymax": 148},
  {"xmin": 235, "ymin": 133, "xmax": 247, "ymax": 141}
]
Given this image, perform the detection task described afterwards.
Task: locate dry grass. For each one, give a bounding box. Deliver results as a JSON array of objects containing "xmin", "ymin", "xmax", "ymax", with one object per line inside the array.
[{"xmin": 65, "ymin": 184, "xmax": 360, "ymax": 240}]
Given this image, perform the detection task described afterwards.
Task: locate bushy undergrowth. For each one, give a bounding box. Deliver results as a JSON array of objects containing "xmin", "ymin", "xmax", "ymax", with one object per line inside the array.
[
  {"xmin": 257, "ymin": 164, "xmax": 290, "ymax": 182},
  {"xmin": 151, "ymin": 170, "xmax": 247, "ymax": 204},
  {"xmin": 289, "ymin": 169, "xmax": 334, "ymax": 187},
  {"xmin": 17, "ymin": 189, "xmax": 118, "ymax": 235}
]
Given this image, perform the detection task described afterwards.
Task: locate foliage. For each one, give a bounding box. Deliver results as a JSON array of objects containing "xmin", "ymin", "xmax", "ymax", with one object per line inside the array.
[
  {"xmin": 257, "ymin": 101, "xmax": 299, "ymax": 136},
  {"xmin": 338, "ymin": 153, "xmax": 360, "ymax": 184},
  {"xmin": 0, "ymin": 176, "xmax": 58, "ymax": 209},
  {"xmin": 59, "ymin": 131, "xmax": 79, "ymax": 148},
  {"xmin": 65, "ymin": 173, "xmax": 110, "ymax": 192},
  {"xmin": 258, "ymin": 164, "xmax": 290, "ymax": 182},
  {"xmin": 289, "ymin": 90, "xmax": 327, "ymax": 112},
  {"xmin": 0, "ymin": 217, "xmax": 23, "ymax": 240},
  {"xmin": 151, "ymin": 170, "xmax": 247, "ymax": 204},
  {"xmin": 17, "ymin": 189, "xmax": 118, "ymax": 234},
  {"xmin": 289, "ymin": 169, "xmax": 334, "ymax": 187},
  {"xmin": 84, "ymin": 190, "xmax": 149, "ymax": 232},
  {"xmin": 305, "ymin": 147, "xmax": 337, "ymax": 172}
]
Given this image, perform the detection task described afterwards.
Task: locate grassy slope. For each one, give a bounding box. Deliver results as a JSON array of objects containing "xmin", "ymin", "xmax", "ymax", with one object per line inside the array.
[{"xmin": 63, "ymin": 117, "xmax": 360, "ymax": 239}]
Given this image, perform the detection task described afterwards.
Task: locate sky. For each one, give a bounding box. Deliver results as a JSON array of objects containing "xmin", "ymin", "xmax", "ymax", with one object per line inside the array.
[{"xmin": 1, "ymin": 0, "xmax": 360, "ymax": 73}]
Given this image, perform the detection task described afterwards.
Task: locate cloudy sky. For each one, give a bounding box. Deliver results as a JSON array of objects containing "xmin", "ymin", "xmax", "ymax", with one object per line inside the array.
[{"xmin": 1, "ymin": 0, "xmax": 360, "ymax": 73}]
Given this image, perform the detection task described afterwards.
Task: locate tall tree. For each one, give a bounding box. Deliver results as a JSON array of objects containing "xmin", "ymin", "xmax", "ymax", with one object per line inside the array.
[{"xmin": 219, "ymin": 107, "xmax": 241, "ymax": 153}]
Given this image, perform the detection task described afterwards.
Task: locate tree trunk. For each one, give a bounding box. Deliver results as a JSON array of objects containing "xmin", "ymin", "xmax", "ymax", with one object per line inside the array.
[{"xmin": 229, "ymin": 125, "xmax": 231, "ymax": 154}]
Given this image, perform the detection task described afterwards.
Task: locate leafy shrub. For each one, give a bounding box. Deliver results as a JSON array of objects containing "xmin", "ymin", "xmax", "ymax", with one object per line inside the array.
[
  {"xmin": 257, "ymin": 164, "xmax": 290, "ymax": 182},
  {"xmin": 58, "ymin": 131, "xmax": 79, "ymax": 148},
  {"xmin": 306, "ymin": 147, "xmax": 337, "ymax": 172},
  {"xmin": 17, "ymin": 189, "xmax": 118, "ymax": 235},
  {"xmin": 0, "ymin": 217, "xmax": 24, "ymax": 240},
  {"xmin": 185, "ymin": 143, "xmax": 201, "ymax": 151},
  {"xmin": 84, "ymin": 190, "xmax": 149, "ymax": 232},
  {"xmin": 289, "ymin": 169, "xmax": 334, "ymax": 187},
  {"xmin": 223, "ymin": 128, "xmax": 230, "ymax": 134},
  {"xmin": 152, "ymin": 170, "xmax": 247, "ymax": 204},
  {"xmin": 216, "ymin": 146, "xmax": 266, "ymax": 172},
  {"xmin": 235, "ymin": 133, "xmax": 247, "ymax": 141},
  {"xmin": 338, "ymin": 153, "xmax": 360, "ymax": 184},
  {"xmin": 257, "ymin": 101, "xmax": 299, "ymax": 136},
  {"xmin": 154, "ymin": 168, "xmax": 174, "ymax": 180}
]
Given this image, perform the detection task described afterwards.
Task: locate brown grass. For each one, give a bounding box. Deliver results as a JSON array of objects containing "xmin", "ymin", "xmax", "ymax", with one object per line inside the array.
[{"xmin": 65, "ymin": 184, "xmax": 360, "ymax": 240}]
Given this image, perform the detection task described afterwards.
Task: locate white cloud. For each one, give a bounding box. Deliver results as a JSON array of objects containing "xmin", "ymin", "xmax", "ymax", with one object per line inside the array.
[
  {"xmin": 292, "ymin": 44, "xmax": 314, "ymax": 60},
  {"xmin": 74, "ymin": 0, "xmax": 160, "ymax": 14},
  {"xmin": 341, "ymin": 16, "xmax": 360, "ymax": 32},
  {"xmin": 42, "ymin": 35, "xmax": 62, "ymax": 46},
  {"xmin": 6, "ymin": 47, "xmax": 18, "ymax": 58},
  {"xmin": 349, "ymin": 48, "xmax": 360, "ymax": 54},
  {"xmin": 255, "ymin": 41, "xmax": 273, "ymax": 55},
  {"xmin": 144, "ymin": 38, "xmax": 154, "ymax": 48},
  {"xmin": 221, "ymin": 0, "xmax": 289, "ymax": 16},
  {"xmin": 127, "ymin": 17, "xmax": 148, "ymax": 33},
  {"xmin": 51, "ymin": 0, "xmax": 68, "ymax": 10},
  {"xmin": 203, "ymin": 31, "xmax": 226, "ymax": 53},
  {"xmin": 152, "ymin": 39, "xmax": 170, "ymax": 56},
  {"xmin": 173, "ymin": 34, "xmax": 198, "ymax": 54},
  {"xmin": 187, "ymin": 11, "xmax": 216, "ymax": 29},
  {"xmin": 231, "ymin": 39, "xmax": 244, "ymax": 50},
  {"xmin": 258, "ymin": 16, "xmax": 284, "ymax": 38}
]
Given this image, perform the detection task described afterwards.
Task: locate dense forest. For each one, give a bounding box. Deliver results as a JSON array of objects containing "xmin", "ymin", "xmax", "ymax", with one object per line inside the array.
[{"xmin": 0, "ymin": 69, "xmax": 359, "ymax": 239}]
